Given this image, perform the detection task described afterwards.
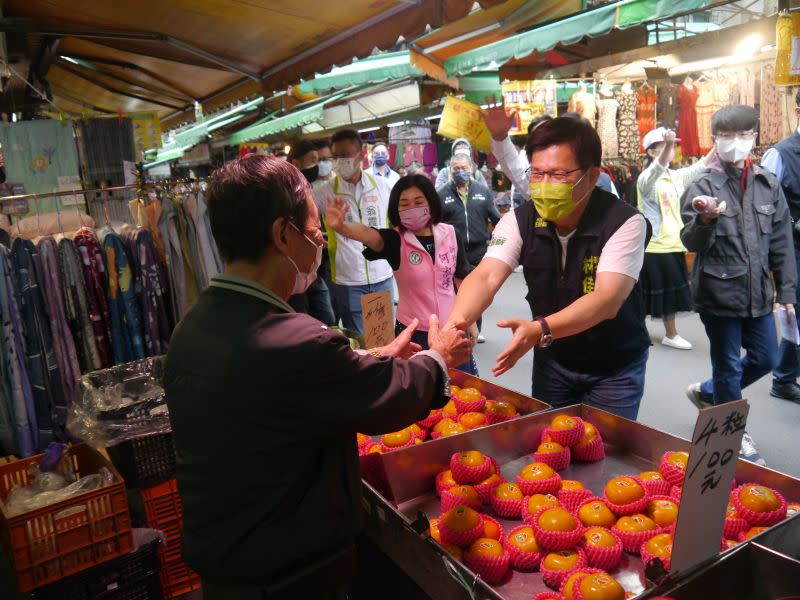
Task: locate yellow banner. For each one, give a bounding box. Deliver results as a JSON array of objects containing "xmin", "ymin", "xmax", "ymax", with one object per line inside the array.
[
  {"xmin": 127, "ymin": 113, "xmax": 162, "ymax": 154},
  {"xmin": 501, "ymin": 80, "xmax": 558, "ymax": 135},
  {"xmin": 437, "ymin": 96, "xmax": 492, "ymax": 153},
  {"xmin": 776, "ymin": 12, "xmax": 800, "ymax": 86}
]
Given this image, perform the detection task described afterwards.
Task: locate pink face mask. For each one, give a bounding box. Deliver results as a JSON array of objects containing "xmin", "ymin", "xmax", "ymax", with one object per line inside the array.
[{"xmin": 400, "ymin": 206, "xmax": 431, "ymax": 231}]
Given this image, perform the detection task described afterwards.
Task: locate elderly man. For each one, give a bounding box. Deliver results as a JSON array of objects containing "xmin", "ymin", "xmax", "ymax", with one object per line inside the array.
[
  {"xmin": 368, "ymin": 142, "xmax": 400, "ymax": 188},
  {"xmin": 446, "ymin": 117, "xmax": 651, "ymax": 419}
]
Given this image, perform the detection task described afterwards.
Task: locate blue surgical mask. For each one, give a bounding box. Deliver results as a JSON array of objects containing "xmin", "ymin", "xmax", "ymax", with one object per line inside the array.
[
  {"xmin": 374, "ymin": 155, "xmax": 388, "ymax": 167},
  {"xmin": 453, "ymin": 171, "xmax": 470, "ymax": 185},
  {"xmin": 317, "ymin": 160, "xmax": 333, "ymax": 177}
]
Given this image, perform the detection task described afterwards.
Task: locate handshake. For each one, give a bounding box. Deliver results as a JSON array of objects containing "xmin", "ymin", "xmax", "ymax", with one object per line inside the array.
[{"xmin": 692, "ymin": 196, "xmax": 727, "ymax": 218}]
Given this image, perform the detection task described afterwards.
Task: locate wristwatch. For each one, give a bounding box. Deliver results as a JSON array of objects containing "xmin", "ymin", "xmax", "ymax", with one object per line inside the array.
[{"xmin": 534, "ymin": 317, "xmax": 554, "ymax": 348}]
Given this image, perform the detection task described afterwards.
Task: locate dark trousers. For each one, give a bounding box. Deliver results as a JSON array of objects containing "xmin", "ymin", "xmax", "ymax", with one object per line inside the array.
[
  {"xmin": 699, "ymin": 313, "xmax": 778, "ymax": 405},
  {"xmin": 532, "ymin": 348, "xmax": 648, "ymax": 420},
  {"xmin": 774, "ymin": 243, "xmax": 800, "ymax": 383}
]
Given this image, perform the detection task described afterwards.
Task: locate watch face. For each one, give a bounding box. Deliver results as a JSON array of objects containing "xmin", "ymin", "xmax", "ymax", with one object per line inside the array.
[{"xmin": 540, "ymin": 334, "xmax": 554, "ymax": 348}]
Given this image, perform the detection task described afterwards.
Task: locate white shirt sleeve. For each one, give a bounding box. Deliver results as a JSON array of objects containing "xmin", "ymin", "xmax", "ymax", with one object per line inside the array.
[
  {"xmin": 597, "ymin": 214, "xmax": 647, "ymax": 281},
  {"xmin": 491, "ymin": 137, "xmax": 530, "ymax": 200},
  {"xmin": 760, "ymin": 148, "xmax": 784, "ymax": 182},
  {"xmin": 484, "ymin": 210, "xmax": 523, "ymax": 269}
]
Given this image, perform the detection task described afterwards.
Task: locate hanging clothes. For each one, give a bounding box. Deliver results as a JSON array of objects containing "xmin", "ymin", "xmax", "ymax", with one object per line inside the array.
[
  {"xmin": 596, "ymin": 96, "xmax": 620, "ymax": 159},
  {"xmin": 760, "ymin": 63, "xmax": 783, "ymax": 146},
  {"xmin": 0, "ymin": 246, "xmax": 37, "ymax": 456},
  {"xmin": 180, "ymin": 193, "xmax": 209, "ymax": 289},
  {"xmin": 102, "ymin": 230, "xmax": 146, "ymax": 364},
  {"xmin": 657, "ymin": 81, "xmax": 679, "ymax": 130},
  {"xmin": 712, "ymin": 76, "xmax": 732, "ymax": 111},
  {"xmin": 636, "ymin": 85, "xmax": 657, "ymax": 151},
  {"xmin": 677, "ymin": 84, "xmax": 701, "ymax": 157},
  {"xmin": 568, "ymin": 89, "xmax": 597, "ymax": 123},
  {"xmin": 423, "ymin": 144, "xmax": 438, "ymax": 176},
  {"xmin": 615, "ymin": 88, "xmax": 639, "ymax": 161},
  {"xmin": 695, "ymin": 80, "xmax": 714, "ymax": 153},
  {"xmin": 36, "ymin": 236, "xmax": 80, "ymax": 407},
  {"xmin": 159, "ymin": 195, "xmax": 200, "ymax": 320},
  {"xmin": 57, "ymin": 237, "xmax": 103, "ymax": 373},
  {"xmin": 194, "ymin": 190, "xmax": 224, "ymax": 280},
  {"xmin": 74, "ymin": 227, "xmax": 114, "ymax": 368}
]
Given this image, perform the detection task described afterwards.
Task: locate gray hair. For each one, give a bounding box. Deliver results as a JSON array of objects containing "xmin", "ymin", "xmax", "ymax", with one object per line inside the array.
[{"xmin": 451, "ymin": 152, "xmax": 473, "ymax": 168}]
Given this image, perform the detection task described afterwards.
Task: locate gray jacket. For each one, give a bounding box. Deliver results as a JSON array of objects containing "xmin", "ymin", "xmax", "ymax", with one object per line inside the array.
[{"xmin": 680, "ymin": 157, "xmax": 797, "ymax": 318}]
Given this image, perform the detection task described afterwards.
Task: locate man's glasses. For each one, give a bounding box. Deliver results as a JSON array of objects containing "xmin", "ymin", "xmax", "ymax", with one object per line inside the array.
[{"xmin": 527, "ymin": 167, "xmax": 583, "ymax": 183}]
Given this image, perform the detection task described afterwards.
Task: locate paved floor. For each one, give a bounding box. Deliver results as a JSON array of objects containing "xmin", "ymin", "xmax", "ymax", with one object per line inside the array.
[{"xmin": 473, "ymin": 270, "xmax": 800, "ymax": 479}]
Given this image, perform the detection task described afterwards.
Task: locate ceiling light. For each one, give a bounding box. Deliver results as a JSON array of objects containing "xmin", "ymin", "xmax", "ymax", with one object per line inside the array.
[
  {"xmin": 358, "ymin": 126, "xmax": 380, "ymax": 133},
  {"xmin": 735, "ymin": 34, "xmax": 763, "ymax": 58}
]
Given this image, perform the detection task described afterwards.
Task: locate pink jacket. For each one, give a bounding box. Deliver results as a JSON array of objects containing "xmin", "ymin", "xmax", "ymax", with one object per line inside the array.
[{"xmin": 395, "ymin": 223, "xmax": 458, "ymax": 331}]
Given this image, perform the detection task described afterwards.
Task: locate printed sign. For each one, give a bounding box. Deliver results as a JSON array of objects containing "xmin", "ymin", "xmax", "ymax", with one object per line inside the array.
[
  {"xmin": 501, "ymin": 80, "xmax": 558, "ymax": 135},
  {"xmin": 361, "ymin": 290, "xmax": 394, "ymax": 350},
  {"xmin": 671, "ymin": 399, "xmax": 749, "ymax": 573},
  {"xmin": 437, "ymin": 96, "xmax": 492, "ymax": 153}
]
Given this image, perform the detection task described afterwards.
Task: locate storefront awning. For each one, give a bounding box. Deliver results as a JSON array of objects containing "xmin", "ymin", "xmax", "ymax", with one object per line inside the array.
[
  {"xmin": 297, "ymin": 52, "xmax": 423, "ymax": 95},
  {"xmin": 444, "ymin": 0, "xmax": 711, "ymax": 78},
  {"xmin": 229, "ymin": 94, "xmax": 345, "ymax": 144}
]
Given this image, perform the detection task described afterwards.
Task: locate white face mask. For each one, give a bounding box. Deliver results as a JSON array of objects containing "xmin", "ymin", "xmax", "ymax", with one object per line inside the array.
[
  {"xmin": 716, "ymin": 137, "xmax": 755, "ymax": 163},
  {"xmin": 334, "ymin": 156, "xmax": 359, "ymax": 180},
  {"xmin": 286, "ymin": 223, "xmax": 323, "ymax": 296},
  {"xmin": 317, "ymin": 159, "xmax": 333, "ymax": 178}
]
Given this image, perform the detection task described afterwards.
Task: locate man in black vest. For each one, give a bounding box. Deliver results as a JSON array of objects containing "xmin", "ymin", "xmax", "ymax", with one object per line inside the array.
[
  {"xmin": 447, "ymin": 117, "xmax": 651, "ymax": 419},
  {"xmin": 763, "ymin": 90, "xmax": 800, "ymax": 402}
]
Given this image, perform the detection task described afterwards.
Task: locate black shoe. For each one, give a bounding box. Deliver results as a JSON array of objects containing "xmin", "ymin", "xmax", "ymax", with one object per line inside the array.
[{"xmin": 770, "ymin": 380, "xmax": 800, "ymax": 402}]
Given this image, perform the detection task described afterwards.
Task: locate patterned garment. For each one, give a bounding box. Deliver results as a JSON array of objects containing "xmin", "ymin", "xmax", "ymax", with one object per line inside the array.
[
  {"xmin": 0, "ymin": 245, "xmax": 37, "ymax": 456},
  {"xmin": 760, "ymin": 63, "xmax": 783, "ymax": 146},
  {"xmin": 74, "ymin": 227, "xmax": 114, "ymax": 368},
  {"xmin": 616, "ymin": 89, "xmax": 640, "ymax": 161},
  {"xmin": 677, "ymin": 84, "xmax": 701, "ymax": 157},
  {"xmin": 57, "ymin": 237, "xmax": 102, "ymax": 372},
  {"xmin": 103, "ymin": 231, "xmax": 145, "ymax": 364},
  {"xmin": 597, "ymin": 96, "xmax": 620, "ymax": 159},
  {"xmin": 636, "ymin": 86, "xmax": 657, "ymax": 151},
  {"xmin": 695, "ymin": 81, "xmax": 714, "ymax": 153},
  {"xmin": 656, "ymin": 82, "xmax": 678, "ymax": 130},
  {"xmin": 36, "ymin": 237, "xmax": 80, "ymax": 407}
]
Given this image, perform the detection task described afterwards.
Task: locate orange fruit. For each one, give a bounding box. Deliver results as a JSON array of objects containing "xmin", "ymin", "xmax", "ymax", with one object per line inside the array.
[
  {"xmin": 440, "ymin": 542, "xmax": 463, "ymax": 561},
  {"xmin": 441, "ymin": 423, "xmax": 467, "ymax": 437},
  {"xmin": 518, "ymin": 462, "xmax": 557, "ymax": 481},
  {"xmin": 467, "ymin": 537, "xmax": 503, "ymax": 557},
  {"xmin": 647, "ymin": 499, "xmax": 679, "ymax": 527},
  {"xmin": 722, "ymin": 538, "xmax": 739, "ymax": 550},
  {"xmin": 447, "ymin": 485, "xmax": 479, "ymax": 505},
  {"xmin": 738, "ymin": 485, "xmax": 781, "ymax": 513},
  {"xmin": 487, "ymin": 400, "xmax": 516, "ymax": 416},
  {"xmin": 537, "ymin": 507, "xmax": 577, "ymax": 532},
  {"xmin": 509, "ymin": 527, "xmax": 540, "ymax": 553},
  {"xmin": 667, "ymin": 451, "xmax": 689, "ymax": 470},
  {"xmin": 495, "ymin": 483, "xmax": 523, "ymax": 501},
  {"xmin": 367, "ymin": 444, "xmax": 382, "ymax": 454},
  {"xmin": 457, "ymin": 450, "xmax": 486, "ymax": 467},
  {"xmin": 357, "ymin": 433, "xmax": 370, "ymax": 445},
  {"xmin": 408, "ymin": 424, "xmax": 424, "ymax": 437},
  {"xmin": 382, "ymin": 429, "xmax": 412, "ymax": 447},
  {"xmin": 441, "ymin": 505, "xmax": 481, "ymax": 532},
  {"xmin": 459, "ymin": 412, "xmax": 487, "ymax": 429},
  {"xmin": 742, "ymin": 526, "xmax": 768, "ymax": 540},
  {"xmin": 578, "ymin": 500, "xmax": 617, "ymax": 528},
  {"xmin": 561, "ymin": 480, "xmax": 586, "ymax": 491},
  {"xmin": 578, "ymin": 573, "xmax": 625, "ymax": 600},
  {"xmin": 537, "ymin": 441, "xmax": 566, "ymax": 454},
  {"xmin": 414, "ymin": 438, "xmax": 423, "ymax": 445},
  {"xmin": 563, "ymin": 570, "xmax": 595, "ymax": 600},
  {"xmin": 527, "ymin": 493, "xmax": 560, "ymax": 515},
  {"xmin": 428, "ymin": 518, "xmax": 441, "ymax": 542},
  {"xmin": 542, "ymin": 549, "xmax": 580, "ymax": 571},
  {"xmin": 787, "ymin": 502, "xmax": 800, "ymax": 518},
  {"xmin": 639, "ymin": 471, "xmax": 665, "ymax": 482},
  {"xmin": 483, "ymin": 518, "xmax": 502, "ymax": 540},
  {"xmin": 584, "ymin": 527, "xmax": 617, "ymax": 548},
  {"xmin": 479, "ymin": 473, "xmax": 504, "ymax": 488},
  {"xmin": 645, "ymin": 533, "xmax": 673, "ymax": 558},
  {"xmin": 450, "ymin": 385, "xmax": 461, "ymax": 396},
  {"xmin": 458, "ymin": 387, "xmax": 482, "ymax": 403},
  {"xmin": 575, "ymin": 422, "xmax": 598, "ymax": 448},
  {"xmin": 442, "ymin": 400, "xmax": 458, "ymax": 416},
  {"xmin": 615, "ymin": 514, "xmax": 657, "ymax": 533},
  {"xmin": 604, "ymin": 477, "xmax": 645, "ymax": 505},
  {"xmin": 439, "ymin": 470, "xmax": 457, "ymax": 488},
  {"xmin": 726, "ymin": 503, "xmax": 740, "ymax": 519},
  {"xmin": 434, "ymin": 418, "xmax": 459, "ymax": 434},
  {"xmin": 551, "ymin": 414, "xmax": 578, "ymax": 430}
]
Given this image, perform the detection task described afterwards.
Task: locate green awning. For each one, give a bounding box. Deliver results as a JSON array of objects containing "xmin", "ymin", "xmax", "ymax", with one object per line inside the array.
[
  {"xmin": 445, "ymin": 0, "xmax": 710, "ymax": 77},
  {"xmin": 230, "ymin": 94, "xmax": 345, "ymax": 144},
  {"xmin": 297, "ymin": 52, "xmax": 423, "ymax": 95},
  {"xmin": 460, "ymin": 72, "xmax": 502, "ymax": 105}
]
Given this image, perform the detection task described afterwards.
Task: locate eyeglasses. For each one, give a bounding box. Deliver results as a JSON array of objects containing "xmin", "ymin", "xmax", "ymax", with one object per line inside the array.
[
  {"xmin": 714, "ymin": 130, "xmax": 757, "ymax": 141},
  {"xmin": 527, "ymin": 167, "xmax": 583, "ymax": 183}
]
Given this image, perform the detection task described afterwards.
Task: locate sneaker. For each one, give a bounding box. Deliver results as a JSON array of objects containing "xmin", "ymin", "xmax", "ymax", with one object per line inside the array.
[
  {"xmin": 739, "ymin": 432, "xmax": 767, "ymax": 467},
  {"xmin": 477, "ymin": 333, "xmax": 486, "ymax": 344},
  {"xmin": 770, "ymin": 380, "xmax": 800, "ymax": 402},
  {"xmin": 662, "ymin": 335, "xmax": 693, "ymax": 350},
  {"xmin": 686, "ymin": 382, "xmax": 712, "ymax": 410}
]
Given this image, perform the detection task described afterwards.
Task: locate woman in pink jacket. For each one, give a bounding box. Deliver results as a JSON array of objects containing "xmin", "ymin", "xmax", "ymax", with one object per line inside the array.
[{"xmin": 327, "ymin": 174, "xmax": 478, "ymax": 374}]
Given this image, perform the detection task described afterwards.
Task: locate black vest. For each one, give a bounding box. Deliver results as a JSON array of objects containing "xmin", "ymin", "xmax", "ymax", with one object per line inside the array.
[
  {"xmin": 775, "ymin": 131, "xmax": 800, "ymax": 222},
  {"xmin": 515, "ymin": 189, "xmax": 651, "ymax": 373}
]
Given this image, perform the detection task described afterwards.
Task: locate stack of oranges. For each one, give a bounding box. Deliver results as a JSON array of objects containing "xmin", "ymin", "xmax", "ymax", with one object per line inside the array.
[{"xmin": 423, "ymin": 413, "xmax": 798, "ymax": 595}]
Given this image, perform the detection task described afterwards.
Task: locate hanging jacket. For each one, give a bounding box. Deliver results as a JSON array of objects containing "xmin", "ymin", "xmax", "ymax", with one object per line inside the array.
[
  {"xmin": 74, "ymin": 227, "xmax": 114, "ymax": 368},
  {"xmin": 103, "ymin": 231, "xmax": 146, "ymax": 364},
  {"xmin": 127, "ymin": 228, "xmax": 172, "ymax": 356},
  {"xmin": 195, "ymin": 191, "xmax": 223, "ymax": 280}
]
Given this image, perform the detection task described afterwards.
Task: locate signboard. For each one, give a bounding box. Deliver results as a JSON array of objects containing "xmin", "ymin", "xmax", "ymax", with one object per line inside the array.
[
  {"xmin": 361, "ymin": 290, "xmax": 394, "ymax": 350},
  {"xmin": 57, "ymin": 175, "xmax": 85, "ymax": 207},
  {"xmin": 776, "ymin": 12, "xmax": 800, "ymax": 85},
  {"xmin": 501, "ymin": 80, "xmax": 558, "ymax": 135},
  {"xmin": 437, "ymin": 96, "xmax": 492, "ymax": 153},
  {"xmin": 671, "ymin": 399, "xmax": 749, "ymax": 573},
  {"xmin": 127, "ymin": 113, "xmax": 163, "ymax": 155}
]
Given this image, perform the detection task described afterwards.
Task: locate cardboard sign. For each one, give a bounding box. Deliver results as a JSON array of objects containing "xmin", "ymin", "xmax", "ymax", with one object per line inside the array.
[
  {"xmin": 501, "ymin": 80, "xmax": 558, "ymax": 135},
  {"xmin": 437, "ymin": 96, "xmax": 492, "ymax": 153},
  {"xmin": 671, "ymin": 399, "xmax": 749, "ymax": 573},
  {"xmin": 361, "ymin": 290, "xmax": 394, "ymax": 350}
]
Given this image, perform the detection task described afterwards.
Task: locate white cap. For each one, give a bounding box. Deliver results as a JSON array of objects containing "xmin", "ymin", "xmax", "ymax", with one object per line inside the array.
[{"xmin": 642, "ymin": 127, "xmax": 680, "ymax": 151}]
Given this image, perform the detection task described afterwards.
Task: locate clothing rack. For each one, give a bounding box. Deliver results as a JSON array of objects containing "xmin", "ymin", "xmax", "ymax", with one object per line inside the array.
[{"xmin": 0, "ymin": 176, "xmax": 209, "ymax": 204}]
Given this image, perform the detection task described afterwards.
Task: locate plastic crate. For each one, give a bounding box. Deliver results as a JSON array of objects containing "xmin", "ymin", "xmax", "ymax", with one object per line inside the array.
[
  {"xmin": 0, "ymin": 444, "xmax": 133, "ymax": 592},
  {"xmin": 140, "ymin": 480, "xmax": 200, "ymax": 599},
  {"xmin": 105, "ymin": 434, "xmax": 176, "ymax": 490},
  {"xmin": 31, "ymin": 529, "xmax": 163, "ymax": 600}
]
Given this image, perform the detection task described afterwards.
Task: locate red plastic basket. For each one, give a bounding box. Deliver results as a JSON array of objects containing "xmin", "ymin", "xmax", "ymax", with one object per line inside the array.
[
  {"xmin": 140, "ymin": 479, "xmax": 201, "ymax": 599},
  {"xmin": 0, "ymin": 444, "xmax": 133, "ymax": 592}
]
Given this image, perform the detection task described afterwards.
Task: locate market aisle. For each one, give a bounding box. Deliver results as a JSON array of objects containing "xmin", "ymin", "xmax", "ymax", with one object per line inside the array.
[{"xmin": 473, "ymin": 270, "xmax": 800, "ymax": 479}]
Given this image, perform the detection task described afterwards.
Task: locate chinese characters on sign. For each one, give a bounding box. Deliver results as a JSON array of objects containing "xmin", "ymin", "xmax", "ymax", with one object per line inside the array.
[
  {"xmin": 670, "ymin": 399, "xmax": 749, "ymax": 574},
  {"xmin": 501, "ymin": 80, "xmax": 558, "ymax": 135},
  {"xmin": 437, "ymin": 96, "xmax": 493, "ymax": 153},
  {"xmin": 361, "ymin": 290, "xmax": 394, "ymax": 350}
]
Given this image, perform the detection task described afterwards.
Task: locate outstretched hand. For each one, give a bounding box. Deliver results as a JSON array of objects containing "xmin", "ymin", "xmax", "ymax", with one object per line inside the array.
[
  {"xmin": 325, "ymin": 195, "xmax": 349, "ymax": 232},
  {"xmin": 429, "ymin": 315, "xmax": 473, "ymax": 368},
  {"xmin": 378, "ymin": 318, "xmax": 422, "ymax": 360},
  {"xmin": 493, "ymin": 318, "xmax": 542, "ymax": 377},
  {"xmin": 481, "ymin": 95, "xmax": 518, "ymax": 142}
]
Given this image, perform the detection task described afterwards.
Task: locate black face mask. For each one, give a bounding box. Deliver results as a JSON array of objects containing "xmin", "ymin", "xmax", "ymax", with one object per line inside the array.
[{"xmin": 301, "ymin": 165, "xmax": 319, "ymax": 183}]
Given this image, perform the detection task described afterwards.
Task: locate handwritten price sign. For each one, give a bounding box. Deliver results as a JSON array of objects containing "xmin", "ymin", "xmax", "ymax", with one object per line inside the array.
[
  {"xmin": 361, "ymin": 290, "xmax": 394, "ymax": 350},
  {"xmin": 437, "ymin": 96, "xmax": 493, "ymax": 153},
  {"xmin": 670, "ymin": 399, "xmax": 749, "ymax": 573}
]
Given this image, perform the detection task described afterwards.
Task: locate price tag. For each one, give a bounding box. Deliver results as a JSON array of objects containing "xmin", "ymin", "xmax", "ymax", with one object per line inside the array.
[
  {"xmin": 361, "ymin": 290, "xmax": 393, "ymax": 350},
  {"xmin": 670, "ymin": 399, "xmax": 749, "ymax": 573}
]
